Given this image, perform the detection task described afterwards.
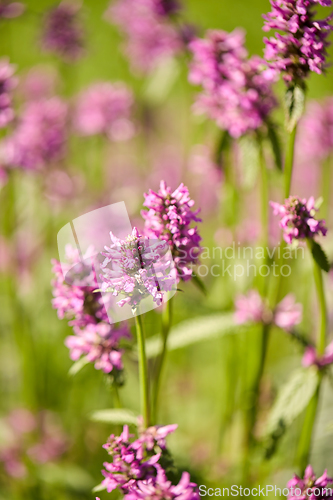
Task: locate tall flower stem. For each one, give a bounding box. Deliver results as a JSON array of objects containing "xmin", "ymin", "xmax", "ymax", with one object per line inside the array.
[
  {"xmin": 152, "ymin": 298, "xmax": 173, "ymax": 423},
  {"xmin": 135, "ymin": 313, "xmax": 150, "ymax": 428},
  {"xmin": 296, "ymin": 240, "xmax": 327, "ymax": 473},
  {"xmin": 259, "ymin": 137, "xmax": 269, "ymax": 295},
  {"xmin": 284, "ymin": 125, "xmax": 297, "ymax": 199}
]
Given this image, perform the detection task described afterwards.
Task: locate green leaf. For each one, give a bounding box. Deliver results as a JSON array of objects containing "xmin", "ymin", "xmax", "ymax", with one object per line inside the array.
[
  {"xmin": 285, "ymin": 85, "xmax": 305, "ymax": 132},
  {"xmin": 266, "ymin": 367, "xmax": 319, "ymax": 437},
  {"xmin": 266, "ymin": 122, "xmax": 282, "ymax": 170},
  {"xmin": 238, "ymin": 135, "xmax": 260, "ymax": 189},
  {"xmin": 68, "ymin": 356, "xmax": 90, "ymax": 376},
  {"xmin": 92, "ymin": 483, "xmax": 107, "ymax": 493},
  {"xmin": 90, "ymin": 408, "xmax": 138, "ymax": 425},
  {"xmin": 144, "ymin": 313, "xmax": 240, "ymax": 358},
  {"xmin": 215, "ymin": 130, "xmax": 231, "ymax": 168},
  {"xmin": 311, "ymin": 241, "xmax": 330, "ymax": 273},
  {"xmin": 191, "ymin": 274, "xmax": 207, "ymax": 296}
]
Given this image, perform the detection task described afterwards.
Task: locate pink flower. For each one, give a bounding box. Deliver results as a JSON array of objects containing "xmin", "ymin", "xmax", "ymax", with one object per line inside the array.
[
  {"xmin": 0, "ymin": 58, "xmax": 17, "ymax": 128},
  {"xmin": 74, "ymin": 82, "xmax": 134, "ymax": 141},
  {"xmin": 273, "ymin": 294, "xmax": 303, "ymax": 331},
  {"xmin": 234, "ymin": 290, "xmax": 268, "ymax": 324},
  {"xmin": 302, "ymin": 340, "xmax": 333, "ymax": 368},
  {"xmin": 287, "ymin": 465, "xmax": 333, "ymax": 499}
]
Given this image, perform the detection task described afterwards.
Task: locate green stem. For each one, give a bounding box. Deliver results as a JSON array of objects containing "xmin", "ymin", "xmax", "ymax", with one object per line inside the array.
[
  {"xmin": 152, "ymin": 298, "xmax": 173, "ymax": 423},
  {"xmin": 113, "ymin": 385, "xmax": 122, "ymax": 409},
  {"xmin": 284, "ymin": 125, "xmax": 297, "ymax": 199},
  {"xmin": 296, "ymin": 241, "xmax": 327, "ymax": 472},
  {"xmin": 258, "ymin": 138, "xmax": 269, "ymax": 296},
  {"xmin": 135, "ymin": 313, "xmax": 150, "ymax": 428}
]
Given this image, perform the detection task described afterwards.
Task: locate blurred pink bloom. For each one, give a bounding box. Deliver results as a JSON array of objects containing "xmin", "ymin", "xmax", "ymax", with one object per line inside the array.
[
  {"xmin": 20, "ymin": 66, "xmax": 58, "ymax": 102},
  {"xmin": 235, "ymin": 290, "xmax": 302, "ymax": 331},
  {"xmin": 0, "ymin": 58, "xmax": 17, "ymax": 128},
  {"xmin": 74, "ymin": 82, "xmax": 135, "ymax": 141},
  {"xmin": 6, "ymin": 409, "xmax": 36, "ymax": 434},
  {"xmin": 2, "ymin": 97, "xmax": 68, "ymax": 170},
  {"xmin": 106, "ymin": 0, "xmax": 183, "ymax": 73},
  {"xmin": 0, "ymin": 1, "xmax": 24, "ymax": 19},
  {"xmin": 189, "ymin": 29, "xmax": 277, "ymax": 138},
  {"xmin": 273, "ymin": 293, "xmax": 303, "ymax": 331},
  {"xmin": 302, "ymin": 340, "xmax": 333, "ymax": 368},
  {"xmin": 287, "ymin": 465, "xmax": 333, "ymax": 500},
  {"xmin": 41, "ymin": 1, "xmax": 84, "ymax": 61}
]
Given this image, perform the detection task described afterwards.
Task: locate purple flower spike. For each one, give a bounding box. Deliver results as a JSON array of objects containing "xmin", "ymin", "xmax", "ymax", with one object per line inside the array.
[
  {"xmin": 41, "ymin": 2, "xmax": 85, "ymax": 61},
  {"xmin": 263, "ymin": 0, "xmax": 333, "ymax": 84},
  {"xmin": 52, "ymin": 245, "xmax": 130, "ymax": 376},
  {"xmin": 2, "ymin": 97, "xmax": 68, "ymax": 170},
  {"xmin": 287, "ymin": 465, "xmax": 333, "ymax": 499},
  {"xmin": 100, "ymin": 227, "xmax": 176, "ymax": 309},
  {"xmin": 270, "ymin": 196, "xmax": 327, "ymax": 244},
  {"xmin": 100, "ymin": 423, "xmax": 199, "ymax": 499},
  {"xmin": 188, "ymin": 29, "xmax": 277, "ymax": 138},
  {"xmin": 105, "ymin": 0, "xmax": 184, "ymax": 73},
  {"xmin": 0, "ymin": 58, "xmax": 17, "ymax": 129},
  {"xmin": 142, "ymin": 181, "xmax": 202, "ymax": 282},
  {"xmin": 74, "ymin": 82, "xmax": 134, "ymax": 141}
]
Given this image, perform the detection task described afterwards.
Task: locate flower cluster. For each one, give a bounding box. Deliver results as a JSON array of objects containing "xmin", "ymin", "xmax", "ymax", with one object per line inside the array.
[
  {"xmin": 287, "ymin": 465, "xmax": 333, "ymax": 499},
  {"xmin": 270, "ymin": 196, "xmax": 327, "ymax": 244},
  {"xmin": 142, "ymin": 181, "xmax": 202, "ymax": 282},
  {"xmin": 1, "ymin": 97, "xmax": 68, "ymax": 170},
  {"xmin": 41, "ymin": 2, "xmax": 84, "ymax": 60},
  {"xmin": 234, "ymin": 290, "xmax": 303, "ymax": 331},
  {"xmin": 0, "ymin": 409, "xmax": 67, "ymax": 479},
  {"xmin": 52, "ymin": 245, "xmax": 130, "ymax": 375},
  {"xmin": 188, "ymin": 29, "xmax": 277, "ymax": 138},
  {"xmin": 74, "ymin": 82, "xmax": 135, "ymax": 141},
  {"xmin": 106, "ymin": 0, "xmax": 184, "ymax": 73},
  {"xmin": 0, "ymin": 58, "xmax": 17, "ymax": 128},
  {"xmin": 263, "ymin": 0, "xmax": 333, "ymax": 84},
  {"xmin": 303, "ymin": 340, "xmax": 333, "ymax": 368},
  {"xmin": 100, "ymin": 227, "xmax": 176, "ymax": 309},
  {"xmin": 99, "ymin": 423, "xmax": 199, "ymax": 499}
]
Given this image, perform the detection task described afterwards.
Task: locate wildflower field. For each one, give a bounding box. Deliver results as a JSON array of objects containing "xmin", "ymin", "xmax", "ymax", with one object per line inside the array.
[{"xmin": 1, "ymin": 0, "xmax": 333, "ymax": 499}]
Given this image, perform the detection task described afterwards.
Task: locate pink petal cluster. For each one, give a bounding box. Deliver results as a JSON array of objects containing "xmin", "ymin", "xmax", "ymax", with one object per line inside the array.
[
  {"xmin": 188, "ymin": 29, "xmax": 277, "ymax": 138},
  {"xmin": 41, "ymin": 2, "xmax": 84, "ymax": 61},
  {"xmin": 52, "ymin": 245, "xmax": 130, "ymax": 375},
  {"xmin": 263, "ymin": 0, "xmax": 333, "ymax": 84},
  {"xmin": 0, "ymin": 58, "xmax": 17, "ymax": 128},
  {"xmin": 106, "ymin": 0, "xmax": 183, "ymax": 73},
  {"xmin": 2, "ymin": 97, "xmax": 68, "ymax": 170},
  {"xmin": 142, "ymin": 181, "xmax": 202, "ymax": 282},
  {"xmin": 287, "ymin": 465, "xmax": 333, "ymax": 499},
  {"xmin": 270, "ymin": 196, "xmax": 327, "ymax": 244},
  {"xmin": 100, "ymin": 423, "xmax": 199, "ymax": 499},
  {"xmin": 100, "ymin": 227, "xmax": 176, "ymax": 309},
  {"xmin": 302, "ymin": 340, "xmax": 333, "ymax": 368},
  {"xmin": 234, "ymin": 290, "xmax": 302, "ymax": 332},
  {"xmin": 74, "ymin": 82, "xmax": 134, "ymax": 141},
  {"xmin": 0, "ymin": 409, "xmax": 67, "ymax": 479}
]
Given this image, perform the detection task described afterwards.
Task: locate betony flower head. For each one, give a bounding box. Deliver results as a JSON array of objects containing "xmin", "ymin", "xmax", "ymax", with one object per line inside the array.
[
  {"xmin": 0, "ymin": 58, "xmax": 17, "ymax": 128},
  {"xmin": 287, "ymin": 465, "xmax": 333, "ymax": 499},
  {"xmin": 41, "ymin": 2, "xmax": 84, "ymax": 61},
  {"xmin": 100, "ymin": 423, "xmax": 199, "ymax": 499},
  {"xmin": 0, "ymin": 1, "xmax": 24, "ymax": 19},
  {"xmin": 270, "ymin": 195, "xmax": 327, "ymax": 244},
  {"xmin": 52, "ymin": 245, "xmax": 130, "ymax": 376},
  {"xmin": 189, "ymin": 29, "xmax": 277, "ymax": 138},
  {"xmin": 235, "ymin": 290, "xmax": 302, "ymax": 332},
  {"xmin": 74, "ymin": 82, "xmax": 134, "ymax": 141},
  {"xmin": 142, "ymin": 181, "xmax": 202, "ymax": 282},
  {"xmin": 302, "ymin": 340, "xmax": 333, "ymax": 368},
  {"xmin": 263, "ymin": 0, "xmax": 333, "ymax": 84},
  {"xmin": 100, "ymin": 227, "xmax": 176, "ymax": 309},
  {"xmin": 2, "ymin": 97, "xmax": 68, "ymax": 170},
  {"xmin": 105, "ymin": 0, "xmax": 183, "ymax": 73}
]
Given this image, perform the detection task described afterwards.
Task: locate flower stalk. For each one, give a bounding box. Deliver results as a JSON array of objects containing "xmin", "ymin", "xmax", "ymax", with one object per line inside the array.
[{"xmin": 135, "ymin": 313, "xmax": 150, "ymax": 429}]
